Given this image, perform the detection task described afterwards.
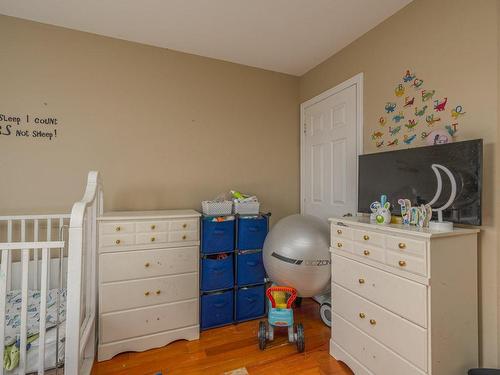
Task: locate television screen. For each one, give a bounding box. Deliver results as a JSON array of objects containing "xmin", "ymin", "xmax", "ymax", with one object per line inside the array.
[{"xmin": 358, "ymin": 139, "xmax": 483, "ymax": 225}]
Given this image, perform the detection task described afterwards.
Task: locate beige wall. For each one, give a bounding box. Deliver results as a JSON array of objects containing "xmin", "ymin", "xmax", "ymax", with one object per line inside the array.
[
  {"xmin": 300, "ymin": 0, "xmax": 499, "ymax": 366},
  {"xmin": 0, "ymin": 15, "xmax": 300, "ymax": 223}
]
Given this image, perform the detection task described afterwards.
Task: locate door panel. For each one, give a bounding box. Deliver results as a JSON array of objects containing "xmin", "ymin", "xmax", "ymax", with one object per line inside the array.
[{"xmin": 303, "ymin": 84, "xmax": 358, "ymax": 221}]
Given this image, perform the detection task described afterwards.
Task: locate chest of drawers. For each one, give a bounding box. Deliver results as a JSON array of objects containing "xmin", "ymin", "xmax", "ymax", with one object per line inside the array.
[
  {"xmin": 329, "ymin": 217, "xmax": 479, "ymax": 375},
  {"xmin": 97, "ymin": 210, "xmax": 201, "ymax": 361}
]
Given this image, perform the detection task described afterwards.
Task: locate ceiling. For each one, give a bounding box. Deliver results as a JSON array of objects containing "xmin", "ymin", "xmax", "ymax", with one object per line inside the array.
[{"xmin": 0, "ymin": 0, "xmax": 413, "ymax": 76}]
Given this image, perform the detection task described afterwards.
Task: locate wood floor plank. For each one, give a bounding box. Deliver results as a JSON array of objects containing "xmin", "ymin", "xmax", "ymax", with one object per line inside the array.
[{"xmin": 91, "ymin": 298, "xmax": 353, "ymax": 375}]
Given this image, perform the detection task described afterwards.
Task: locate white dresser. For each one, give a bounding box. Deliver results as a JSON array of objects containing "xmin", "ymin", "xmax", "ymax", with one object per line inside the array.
[
  {"xmin": 97, "ymin": 210, "xmax": 201, "ymax": 361},
  {"xmin": 329, "ymin": 216, "xmax": 479, "ymax": 375}
]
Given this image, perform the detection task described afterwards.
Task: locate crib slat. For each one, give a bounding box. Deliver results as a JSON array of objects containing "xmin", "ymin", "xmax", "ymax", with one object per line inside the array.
[
  {"xmin": 38, "ymin": 247, "xmax": 49, "ymax": 375},
  {"xmin": 19, "ymin": 248, "xmax": 30, "ymax": 374},
  {"xmin": 6, "ymin": 221, "xmax": 12, "ymax": 292},
  {"xmin": 34, "ymin": 219, "xmax": 39, "ymax": 290},
  {"xmin": 0, "ymin": 249, "xmax": 9, "ymax": 375}
]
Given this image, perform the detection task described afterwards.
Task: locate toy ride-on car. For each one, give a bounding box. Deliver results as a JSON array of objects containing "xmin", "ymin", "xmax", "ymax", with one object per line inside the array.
[{"xmin": 258, "ymin": 286, "xmax": 304, "ymax": 352}]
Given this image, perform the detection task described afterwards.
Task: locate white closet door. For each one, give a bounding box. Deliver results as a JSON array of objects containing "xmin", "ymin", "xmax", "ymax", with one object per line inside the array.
[{"xmin": 302, "ymin": 83, "xmax": 358, "ymax": 221}]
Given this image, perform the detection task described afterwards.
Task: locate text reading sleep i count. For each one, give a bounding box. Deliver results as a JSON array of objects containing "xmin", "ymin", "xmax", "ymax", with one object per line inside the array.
[{"xmin": 0, "ymin": 113, "xmax": 60, "ymax": 140}]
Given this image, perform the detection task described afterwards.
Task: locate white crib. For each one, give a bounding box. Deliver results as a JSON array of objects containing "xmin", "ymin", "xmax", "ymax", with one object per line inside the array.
[{"xmin": 0, "ymin": 171, "xmax": 103, "ymax": 375}]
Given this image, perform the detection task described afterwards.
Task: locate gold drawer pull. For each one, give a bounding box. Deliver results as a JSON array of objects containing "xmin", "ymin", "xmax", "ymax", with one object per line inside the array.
[
  {"xmin": 336, "ymin": 242, "xmax": 342, "ymax": 248},
  {"xmin": 151, "ymin": 225, "xmax": 156, "ymax": 230},
  {"xmin": 151, "ymin": 237, "xmax": 156, "ymax": 242},
  {"xmin": 363, "ymin": 250, "xmax": 370, "ymax": 256},
  {"xmin": 182, "ymin": 235, "xmax": 187, "ymax": 240},
  {"xmin": 398, "ymin": 242, "xmax": 406, "ymax": 249},
  {"xmin": 183, "ymin": 223, "xmax": 187, "ymax": 229},
  {"xmin": 359, "ymin": 312, "xmax": 366, "ymax": 319},
  {"xmin": 144, "ymin": 291, "xmax": 150, "ymax": 296},
  {"xmin": 145, "ymin": 262, "xmax": 150, "ymax": 268},
  {"xmin": 398, "ymin": 260, "xmax": 406, "ymax": 267},
  {"xmin": 337, "ymin": 229, "xmax": 342, "ymax": 235},
  {"xmin": 358, "ymin": 278, "xmax": 365, "ymax": 284},
  {"xmin": 116, "ymin": 226, "xmax": 121, "ymax": 232},
  {"xmin": 115, "ymin": 239, "xmax": 121, "ymax": 245},
  {"xmin": 156, "ymin": 290, "xmax": 161, "ymax": 295},
  {"xmin": 369, "ymin": 319, "xmax": 377, "ymax": 326},
  {"xmin": 363, "ymin": 235, "xmax": 370, "ymax": 241}
]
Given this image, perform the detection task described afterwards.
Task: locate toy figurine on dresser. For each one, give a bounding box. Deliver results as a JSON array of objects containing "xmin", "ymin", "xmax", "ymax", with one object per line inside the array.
[{"xmin": 369, "ymin": 195, "xmax": 391, "ymax": 224}]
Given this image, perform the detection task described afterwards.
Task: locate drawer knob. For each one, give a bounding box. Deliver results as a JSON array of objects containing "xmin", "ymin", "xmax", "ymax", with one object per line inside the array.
[
  {"xmin": 151, "ymin": 225, "xmax": 156, "ymax": 230},
  {"xmin": 359, "ymin": 312, "xmax": 366, "ymax": 319},
  {"xmin": 183, "ymin": 223, "xmax": 187, "ymax": 229},
  {"xmin": 115, "ymin": 239, "xmax": 121, "ymax": 245},
  {"xmin": 398, "ymin": 242, "xmax": 406, "ymax": 249},
  {"xmin": 145, "ymin": 291, "xmax": 150, "ymax": 296},
  {"xmin": 337, "ymin": 229, "xmax": 342, "ymax": 235},
  {"xmin": 398, "ymin": 260, "xmax": 406, "ymax": 267},
  {"xmin": 358, "ymin": 278, "xmax": 365, "ymax": 284},
  {"xmin": 156, "ymin": 290, "xmax": 161, "ymax": 295},
  {"xmin": 363, "ymin": 235, "xmax": 370, "ymax": 241},
  {"xmin": 182, "ymin": 235, "xmax": 187, "ymax": 240},
  {"xmin": 145, "ymin": 262, "xmax": 150, "ymax": 268},
  {"xmin": 369, "ymin": 319, "xmax": 377, "ymax": 326},
  {"xmin": 151, "ymin": 237, "xmax": 156, "ymax": 242},
  {"xmin": 363, "ymin": 250, "xmax": 370, "ymax": 256},
  {"xmin": 116, "ymin": 226, "xmax": 121, "ymax": 232},
  {"xmin": 337, "ymin": 242, "xmax": 342, "ymax": 248}
]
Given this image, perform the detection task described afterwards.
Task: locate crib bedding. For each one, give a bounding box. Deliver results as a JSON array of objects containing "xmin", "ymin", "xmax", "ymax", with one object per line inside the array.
[
  {"xmin": 6, "ymin": 324, "xmax": 65, "ymax": 374},
  {"xmin": 3, "ymin": 289, "xmax": 66, "ymax": 372}
]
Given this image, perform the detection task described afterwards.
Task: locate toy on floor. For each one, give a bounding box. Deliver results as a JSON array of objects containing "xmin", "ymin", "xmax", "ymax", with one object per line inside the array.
[{"xmin": 258, "ymin": 286, "xmax": 305, "ymax": 353}]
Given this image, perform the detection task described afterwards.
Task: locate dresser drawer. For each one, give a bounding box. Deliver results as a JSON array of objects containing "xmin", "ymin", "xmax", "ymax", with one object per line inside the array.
[
  {"xmin": 100, "ymin": 234, "xmax": 135, "ymax": 248},
  {"xmin": 386, "ymin": 236, "xmax": 426, "ymax": 258},
  {"xmin": 333, "ymin": 284, "xmax": 427, "ymax": 371},
  {"xmin": 333, "ymin": 313, "xmax": 425, "ymax": 375},
  {"xmin": 100, "ymin": 246, "xmax": 198, "ymax": 283},
  {"xmin": 332, "ymin": 238, "xmax": 353, "ymax": 254},
  {"xmin": 100, "ymin": 299, "xmax": 198, "ymax": 343},
  {"xmin": 331, "ymin": 224, "xmax": 353, "ymax": 241},
  {"xmin": 386, "ymin": 251, "xmax": 427, "ymax": 277},
  {"xmin": 135, "ymin": 221, "xmax": 169, "ymax": 233},
  {"xmin": 332, "ymin": 255, "xmax": 427, "ymax": 328},
  {"xmin": 169, "ymin": 231, "xmax": 198, "ymax": 243},
  {"xmin": 100, "ymin": 273, "xmax": 199, "ymax": 313},
  {"xmin": 170, "ymin": 219, "xmax": 198, "ymax": 232},
  {"xmin": 353, "ymin": 229, "xmax": 385, "ymax": 247},
  {"xmin": 136, "ymin": 232, "xmax": 168, "ymax": 245},
  {"xmin": 353, "ymin": 242, "xmax": 385, "ymax": 264},
  {"xmin": 101, "ymin": 222, "xmax": 135, "ymax": 235}
]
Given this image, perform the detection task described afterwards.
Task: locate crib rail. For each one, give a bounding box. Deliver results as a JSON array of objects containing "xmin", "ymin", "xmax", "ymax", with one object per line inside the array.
[
  {"xmin": 65, "ymin": 172, "xmax": 103, "ymax": 375},
  {"xmin": 0, "ymin": 241, "xmax": 65, "ymax": 375}
]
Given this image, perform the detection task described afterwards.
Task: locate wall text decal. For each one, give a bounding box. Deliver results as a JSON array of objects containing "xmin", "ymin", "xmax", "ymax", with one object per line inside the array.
[{"xmin": 0, "ymin": 112, "xmax": 59, "ymax": 141}]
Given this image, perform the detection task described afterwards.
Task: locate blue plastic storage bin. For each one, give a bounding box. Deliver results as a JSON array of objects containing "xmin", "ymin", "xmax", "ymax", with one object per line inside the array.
[
  {"xmin": 237, "ymin": 216, "xmax": 268, "ymax": 250},
  {"xmin": 235, "ymin": 284, "xmax": 265, "ymax": 322},
  {"xmin": 202, "ymin": 217, "xmax": 235, "ymax": 253},
  {"xmin": 201, "ymin": 253, "xmax": 234, "ymax": 291},
  {"xmin": 201, "ymin": 290, "xmax": 234, "ymax": 329},
  {"xmin": 236, "ymin": 251, "xmax": 265, "ymax": 286}
]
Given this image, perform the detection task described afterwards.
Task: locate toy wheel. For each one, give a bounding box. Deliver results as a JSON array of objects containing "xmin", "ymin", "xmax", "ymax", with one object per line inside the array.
[
  {"xmin": 320, "ymin": 302, "xmax": 332, "ymax": 327},
  {"xmin": 296, "ymin": 323, "xmax": 305, "ymax": 353},
  {"xmin": 258, "ymin": 321, "xmax": 267, "ymax": 350}
]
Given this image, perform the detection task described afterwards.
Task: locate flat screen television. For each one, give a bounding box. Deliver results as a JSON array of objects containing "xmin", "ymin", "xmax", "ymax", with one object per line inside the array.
[{"xmin": 358, "ymin": 139, "xmax": 483, "ymax": 225}]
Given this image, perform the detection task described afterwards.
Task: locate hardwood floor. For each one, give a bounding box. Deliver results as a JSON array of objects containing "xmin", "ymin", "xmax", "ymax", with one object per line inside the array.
[{"xmin": 91, "ymin": 298, "xmax": 353, "ymax": 375}]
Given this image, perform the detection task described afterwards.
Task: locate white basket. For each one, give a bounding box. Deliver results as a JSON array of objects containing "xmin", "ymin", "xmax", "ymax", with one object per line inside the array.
[
  {"xmin": 201, "ymin": 200, "xmax": 233, "ymax": 216},
  {"xmin": 234, "ymin": 201, "xmax": 260, "ymax": 215}
]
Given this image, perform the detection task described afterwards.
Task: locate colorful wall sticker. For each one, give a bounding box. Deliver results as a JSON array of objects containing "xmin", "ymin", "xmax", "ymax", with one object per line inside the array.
[
  {"xmin": 415, "ymin": 105, "xmax": 427, "ymax": 117},
  {"xmin": 403, "ymin": 134, "xmax": 417, "ymax": 144},
  {"xmin": 395, "ymin": 84, "xmax": 405, "ymax": 97},
  {"xmin": 374, "ymin": 69, "xmax": 466, "ymax": 149},
  {"xmin": 385, "ymin": 102, "xmax": 397, "ymax": 113},
  {"xmin": 421, "ymin": 89, "xmax": 435, "ymax": 102},
  {"xmin": 392, "ymin": 112, "xmax": 405, "ymax": 123},
  {"xmin": 434, "ymin": 97, "xmax": 448, "ymax": 112}
]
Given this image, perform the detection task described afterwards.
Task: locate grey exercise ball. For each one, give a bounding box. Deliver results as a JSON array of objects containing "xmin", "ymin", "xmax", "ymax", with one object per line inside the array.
[{"xmin": 263, "ymin": 214, "xmax": 331, "ymax": 297}]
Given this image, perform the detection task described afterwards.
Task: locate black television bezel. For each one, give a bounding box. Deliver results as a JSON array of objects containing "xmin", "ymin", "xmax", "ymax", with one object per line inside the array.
[{"xmin": 357, "ymin": 139, "xmax": 483, "ymax": 226}]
